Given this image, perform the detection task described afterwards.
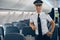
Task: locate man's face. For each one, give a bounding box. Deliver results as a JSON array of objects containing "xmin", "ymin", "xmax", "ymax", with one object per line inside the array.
[{"xmin": 35, "ymin": 4, "xmax": 42, "ymax": 12}]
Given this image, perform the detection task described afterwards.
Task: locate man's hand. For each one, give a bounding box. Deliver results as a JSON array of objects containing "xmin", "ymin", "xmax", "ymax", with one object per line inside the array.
[
  {"xmin": 46, "ymin": 20, "xmax": 55, "ymax": 36},
  {"xmin": 31, "ymin": 26, "xmax": 36, "ymax": 30},
  {"xmin": 30, "ymin": 22, "xmax": 36, "ymax": 30},
  {"xmin": 46, "ymin": 32, "xmax": 52, "ymax": 36}
]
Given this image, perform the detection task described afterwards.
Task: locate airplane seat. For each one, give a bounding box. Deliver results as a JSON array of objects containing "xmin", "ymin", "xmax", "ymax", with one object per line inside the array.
[
  {"xmin": 51, "ymin": 25, "xmax": 58, "ymax": 40},
  {"xmin": 58, "ymin": 8, "xmax": 60, "ymax": 14},
  {"xmin": 58, "ymin": 8, "xmax": 60, "ymax": 26},
  {"xmin": 58, "ymin": 27, "xmax": 60, "ymax": 36},
  {"xmin": 4, "ymin": 23, "xmax": 13, "ymax": 27},
  {"xmin": 17, "ymin": 21, "xmax": 27, "ymax": 30},
  {"xmin": 0, "ymin": 27, "xmax": 4, "ymax": 40},
  {"xmin": 3, "ymin": 23, "xmax": 13, "ymax": 32},
  {"xmin": 19, "ymin": 19, "xmax": 30, "ymax": 26},
  {"xmin": 5, "ymin": 26, "xmax": 26, "ymax": 40},
  {"xmin": 22, "ymin": 27, "xmax": 35, "ymax": 40},
  {"xmin": 12, "ymin": 22, "xmax": 18, "ymax": 27},
  {"xmin": 5, "ymin": 27, "xmax": 20, "ymax": 34},
  {"xmin": 19, "ymin": 20, "xmax": 24, "ymax": 23},
  {"xmin": 0, "ymin": 27, "xmax": 4, "ymax": 37},
  {"xmin": 22, "ymin": 27, "xmax": 35, "ymax": 36},
  {"xmin": 58, "ymin": 27, "xmax": 60, "ymax": 40},
  {"xmin": 0, "ymin": 36, "xmax": 1, "ymax": 40},
  {"xmin": 4, "ymin": 34, "xmax": 25, "ymax": 40},
  {"xmin": 23, "ymin": 19, "xmax": 30, "ymax": 26},
  {"xmin": 48, "ymin": 8, "xmax": 54, "ymax": 20}
]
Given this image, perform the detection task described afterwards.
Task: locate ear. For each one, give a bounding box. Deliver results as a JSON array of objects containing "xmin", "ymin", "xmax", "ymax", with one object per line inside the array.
[
  {"xmin": 33, "ymin": 5, "xmax": 36, "ymax": 10},
  {"xmin": 33, "ymin": 5, "xmax": 36, "ymax": 8}
]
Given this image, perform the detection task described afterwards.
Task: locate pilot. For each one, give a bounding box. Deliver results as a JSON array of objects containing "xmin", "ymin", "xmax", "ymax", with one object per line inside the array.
[{"xmin": 29, "ymin": 0, "xmax": 55, "ymax": 40}]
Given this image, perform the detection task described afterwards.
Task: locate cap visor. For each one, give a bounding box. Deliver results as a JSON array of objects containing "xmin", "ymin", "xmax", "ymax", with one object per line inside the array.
[{"xmin": 34, "ymin": 3, "xmax": 42, "ymax": 6}]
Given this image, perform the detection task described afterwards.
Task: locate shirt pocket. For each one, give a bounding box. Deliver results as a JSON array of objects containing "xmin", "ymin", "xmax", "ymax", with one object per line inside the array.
[
  {"xmin": 41, "ymin": 19, "xmax": 46, "ymax": 23},
  {"xmin": 41, "ymin": 19, "xmax": 47, "ymax": 27},
  {"xmin": 41, "ymin": 19, "xmax": 48, "ymax": 31}
]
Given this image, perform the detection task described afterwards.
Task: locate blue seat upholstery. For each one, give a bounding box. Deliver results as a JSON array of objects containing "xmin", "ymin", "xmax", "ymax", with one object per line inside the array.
[
  {"xmin": 0, "ymin": 27, "xmax": 4, "ymax": 40},
  {"xmin": 51, "ymin": 25, "xmax": 58, "ymax": 40},
  {"xmin": 4, "ymin": 34, "xmax": 25, "ymax": 40},
  {"xmin": 58, "ymin": 27, "xmax": 60, "ymax": 40},
  {"xmin": 4, "ymin": 23, "xmax": 12, "ymax": 27},
  {"xmin": 0, "ymin": 36, "xmax": 1, "ymax": 40},
  {"xmin": 4, "ymin": 23, "xmax": 13, "ymax": 32},
  {"xmin": 59, "ymin": 18, "xmax": 60, "ymax": 27},
  {"xmin": 22, "ymin": 27, "xmax": 35, "ymax": 36},
  {"xmin": 48, "ymin": 8, "xmax": 54, "ymax": 20},
  {"xmin": 58, "ymin": 8, "xmax": 60, "ymax": 14},
  {"xmin": 23, "ymin": 19, "xmax": 30, "ymax": 26},
  {"xmin": 6, "ymin": 27, "xmax": 20, "ymax": 34},
  {"xmin": 0, "ymin": 27, "xmax": 4, "ymax": 37},
  {"xmin": 17, "ymin": 22, "xmax": 27, "ymax": 30},
  {"xmin": 12, "ymin": 22, "xmax": 18, "ymax": 27},
  {"xmin": 18, "ymin": 20, "xmax": 30, "ymax": 30}
]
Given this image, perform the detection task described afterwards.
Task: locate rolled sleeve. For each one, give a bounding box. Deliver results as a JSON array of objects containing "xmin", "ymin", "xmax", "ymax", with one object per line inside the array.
[{"xmin": 47, "ymin": 14, "xmax": 52, "ymax": 22}]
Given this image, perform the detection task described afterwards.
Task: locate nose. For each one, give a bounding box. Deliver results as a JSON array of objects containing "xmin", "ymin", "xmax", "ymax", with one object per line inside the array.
[{"xmin": 37, "ymin": 6, "xmax": 40, "ymax": 8}]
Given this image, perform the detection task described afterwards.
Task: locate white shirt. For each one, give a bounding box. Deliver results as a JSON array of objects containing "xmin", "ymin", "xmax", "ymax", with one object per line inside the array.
[{"xmin": 30, "ymin": 12, "xmax": 52, "ymax": 35}]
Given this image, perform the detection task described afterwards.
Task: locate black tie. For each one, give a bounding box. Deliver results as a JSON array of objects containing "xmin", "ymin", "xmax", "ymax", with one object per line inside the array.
[{"xmin": 37, "ymin": 14, "xmax": 42, "ymax": 36}]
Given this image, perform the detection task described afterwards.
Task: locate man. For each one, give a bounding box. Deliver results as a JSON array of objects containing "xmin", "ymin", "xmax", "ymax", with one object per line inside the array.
[{"xmin": 29, "ymin": 0, "xmax": 55, "ymax": 40}]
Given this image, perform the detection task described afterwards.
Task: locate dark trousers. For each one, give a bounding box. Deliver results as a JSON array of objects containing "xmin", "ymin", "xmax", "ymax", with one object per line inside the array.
[{"xmin": 35, "ymin": 34, "xmax": 50, "ymax": 40}]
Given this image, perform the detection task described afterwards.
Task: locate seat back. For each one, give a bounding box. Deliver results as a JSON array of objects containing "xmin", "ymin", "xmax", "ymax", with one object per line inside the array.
[
  {"xmin": 4, "ymin": 34, "xmax": 25, "ymax": 40},
  {"xmin": 3, "ymin": 23, "xmax": 13, "ymax": 31},
  {"xmin": 22, "ymin": 27, "xmax": 35, "ymax": 36},
  {"xmin": 24, "ymin": 20, "xmax": 30, "ymax": 26},
  {"xmin": 6, "ymin": 27, "xmax": 20, "ymax": 34},
  {"xmin": 12, "ymin": 22, "xmax": 18, "ymax": 27},
  {"xmin": 17, "ymin": 22, "xmax": 27, "ymax": 30},
  {"xmin": 0, "ymin": 27, "xmax": 4, "ymax": 37}
]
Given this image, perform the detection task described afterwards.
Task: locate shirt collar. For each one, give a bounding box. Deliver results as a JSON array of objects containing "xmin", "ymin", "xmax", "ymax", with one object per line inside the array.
[{"xmin": 35, "ymin": 12, "xmax": 43, "ymax": 16}]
